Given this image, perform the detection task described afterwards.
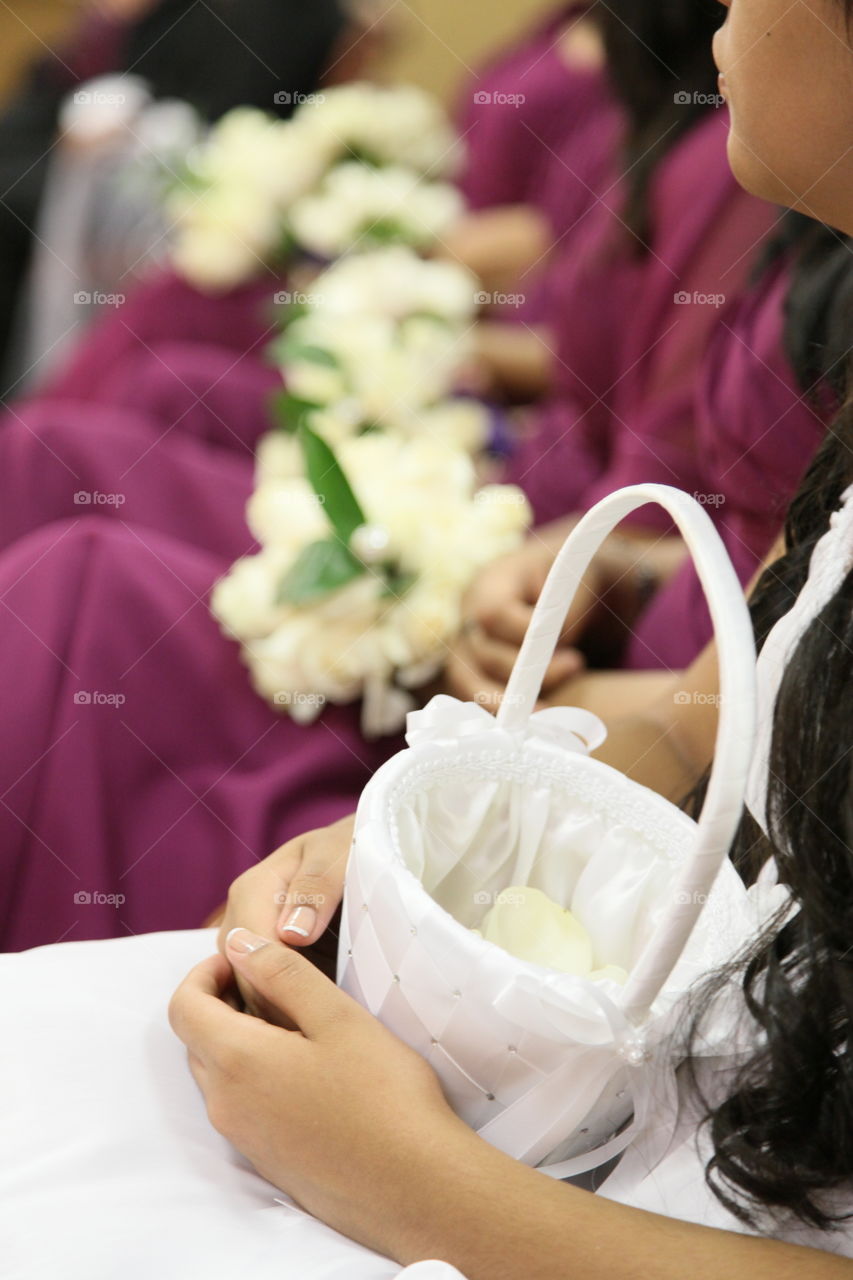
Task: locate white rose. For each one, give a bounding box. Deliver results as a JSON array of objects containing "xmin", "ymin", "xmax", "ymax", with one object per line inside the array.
[
  {"xmin": 254, "ymin": 431, "xmax": 302, "ymax": 484},
  {"xmin": 169, "ymin": 183, "xmax": 282, "ymax": 290},
  {"xmin": 295, "ymin": 83, "xmax": 460, "ymax": 176},
  {"xmin": 382, "ymin": 580, "xmax": 461, "ymax": 668},
  {"xmin": 308, "ymin": 247, "xmax": 476, "ymax": 324},
  {"xmin": 288, "ymin": 163, "xmax": 463, "ymax": 257},
  {"xmin": 285, "ymin": 359, "xmax": 348, "ymax": 405},
  {"xmin": 210, "ymin": 554, "xmax": 281, "ymax": 640},
  {"xmin": 197, "ymin": 109, "xmax": 323, "ymax": 208},
  {"xmin": 471, "ymin": 485, "xmax": 533, "ymax": 548},
  {"xmin": 416, "ymin": 400, "xmax": 489, "ymax": 453},
  {"xmin": 246, "ymin": 481, "xmax": 328, "ymax": 549},
  {"xmin": 170, "ymin": 226, "xmax": 260, "ymax": 292}
]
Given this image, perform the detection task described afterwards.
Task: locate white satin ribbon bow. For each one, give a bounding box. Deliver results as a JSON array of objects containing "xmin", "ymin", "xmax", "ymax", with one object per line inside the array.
[{"xmin": 405, "ymin": 694, "xmax": 607, "ymax": 757}]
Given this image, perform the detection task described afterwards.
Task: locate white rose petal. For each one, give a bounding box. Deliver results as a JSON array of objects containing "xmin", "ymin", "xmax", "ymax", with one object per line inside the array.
[{"xmin": 479, "ymin": 887, "xmax": 595, "ymax": 976}]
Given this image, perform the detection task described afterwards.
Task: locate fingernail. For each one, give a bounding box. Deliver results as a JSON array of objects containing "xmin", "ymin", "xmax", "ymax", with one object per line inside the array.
[
  {"xmin": 225, "ymin": 927, "xmax": 270, "ymax": 955},
  {"xmin": 280, "ymin": 906, "xmax": 317, "ymax": 939}
]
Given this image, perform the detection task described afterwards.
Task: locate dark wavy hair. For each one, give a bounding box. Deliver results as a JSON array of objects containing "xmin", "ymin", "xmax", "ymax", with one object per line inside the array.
[
  {"xmin": 684, "ymin": 30, "xmax": 853, "ymax": 1218},
  {"xmin": 598, "ymin": 0, "xmax": 724, "ymax": 247},
  {"xmin": 687, "ymin": 402, "xmax": 853, "ymax": 1230}
]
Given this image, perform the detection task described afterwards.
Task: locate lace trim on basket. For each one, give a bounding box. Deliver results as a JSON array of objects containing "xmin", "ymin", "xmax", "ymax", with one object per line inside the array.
[{"xmin": 384, "ymin": 749, "xmax": 694, "ymax": 866}]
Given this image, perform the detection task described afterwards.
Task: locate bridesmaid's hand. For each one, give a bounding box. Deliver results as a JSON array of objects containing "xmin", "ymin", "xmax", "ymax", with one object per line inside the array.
[
  {"xmin": 169, "ymin": 933, "xmax": 465, "ymax": 1258},
  {"xmin": 442, "ymin": 535, "xmax": 585, "ymax": 709}
]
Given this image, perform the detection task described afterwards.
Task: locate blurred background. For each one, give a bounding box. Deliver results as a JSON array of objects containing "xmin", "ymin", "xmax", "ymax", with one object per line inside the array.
[{"xmin": 0, "ymin": 0, "xmax": 557, "ymax": 105}]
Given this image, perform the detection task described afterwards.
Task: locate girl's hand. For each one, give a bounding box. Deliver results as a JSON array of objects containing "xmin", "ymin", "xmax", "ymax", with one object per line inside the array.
[
  {"xmin": 169, "ymin": 933, "xmax": 466, "ymax": 1258},
  {"xmin": 213, "ymin": 816, "xmax": 355, "ymax": 1003},
  {"xmin": 216, "ymin": 815, "xmax": 354, "ymax": 952}
]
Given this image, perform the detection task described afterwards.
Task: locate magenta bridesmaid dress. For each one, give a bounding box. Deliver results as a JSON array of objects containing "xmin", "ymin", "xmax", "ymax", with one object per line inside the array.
[{"xmin": 0, "ymin": 106, "xmax": 821, "ymax": 952}]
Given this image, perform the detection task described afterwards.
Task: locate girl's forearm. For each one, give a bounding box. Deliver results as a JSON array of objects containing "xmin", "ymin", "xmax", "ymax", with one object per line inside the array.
[
  {"xmin": 543, "ymin": 669, "xmax": 700, "ymax": 801},
  {"xmin": 386, "ymin": 1124, "xmax": 852, "ymax": 1280},
  {"xmin": 475, "ymin": 322, "xmax": 554, "ymax": 399}
]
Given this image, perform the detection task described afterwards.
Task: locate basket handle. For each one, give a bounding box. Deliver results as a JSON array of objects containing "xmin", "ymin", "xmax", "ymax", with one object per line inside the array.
[{"xmin": 497, "ymin": 484, "xmax": 756, "ymax": 1023}]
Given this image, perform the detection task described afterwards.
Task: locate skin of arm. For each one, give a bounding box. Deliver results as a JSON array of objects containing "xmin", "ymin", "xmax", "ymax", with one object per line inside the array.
[
  {"xmin": 438, "ymin": 205, "xmax": 553, "ymax": 297},
  {"xmin": 464, "ymin": 321, "xmax": 555, "ymax": 401},
  {"xmin": 546, "ymin": 537, "xmax": 786, "ymax": 801},
  {"xmin": 171, "ymin": 936, "xmax": 853, "ymax": 1280}
]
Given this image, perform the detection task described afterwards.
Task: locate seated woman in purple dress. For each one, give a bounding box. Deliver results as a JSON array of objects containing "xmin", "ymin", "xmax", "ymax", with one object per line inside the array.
[
  {"xmin": 0, "ymin": 0, "xmax": 351, "ymax": 397},
  {"xmin": 447, "ymin": 217, "xmax": 849, "ymax": 706},
  {"xmin": 36, "ymin": 5, "xmax": 621, "ymax": 412},
  {"xmin": 446, "ymin": 4, "xmax": 622, "ymax": 318},
  {"xmin": 6, "ymin": 0, "xmax": 768, "ymax": 495},
  {"xmin": 0, "ymin": 214, "xmax": 840, "ymax": 955},
  {"xmin": 0, "ymin": 0, "xmax": 774, "ymax": 571},
  {"xmin": 0, "ymin": 0, "xmax": 816, "ymax": 953}
]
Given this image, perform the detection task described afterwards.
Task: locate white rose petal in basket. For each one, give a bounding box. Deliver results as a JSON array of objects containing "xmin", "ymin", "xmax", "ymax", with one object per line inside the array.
[{"xmin": 338, "ymin": 485, "xmax": 764, "ymax": 1178}]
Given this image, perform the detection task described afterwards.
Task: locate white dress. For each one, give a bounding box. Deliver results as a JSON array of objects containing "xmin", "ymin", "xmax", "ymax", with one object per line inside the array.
[{"xmin": 2, "ymin": 928, "xmax": 852, "ymax": 1279}]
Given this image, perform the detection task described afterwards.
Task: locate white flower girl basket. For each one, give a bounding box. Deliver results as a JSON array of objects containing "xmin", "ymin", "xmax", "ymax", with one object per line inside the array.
[{"xmin": 337, "ymin": 484, "xmax": 758, "ymax": 1177}]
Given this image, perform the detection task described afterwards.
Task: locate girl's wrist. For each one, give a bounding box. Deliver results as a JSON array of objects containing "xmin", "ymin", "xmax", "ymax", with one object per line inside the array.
[{"xmin": 354, "ymin": 1109, "xmax": 478, "ymax": 1260}]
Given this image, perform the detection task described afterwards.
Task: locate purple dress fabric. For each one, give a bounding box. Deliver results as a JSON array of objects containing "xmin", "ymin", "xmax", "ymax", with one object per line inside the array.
[
  {"xmin": 623, "ymin": 258, "xmax": 828, "ymax": 670},
  {"xmin": 0, "ymin": 399, "xmax": 255, "ymax": 558},
  {"xmin": 457, "ymin": 5, "xmax": 624, "ymax": 329},
  {"xmin": 0, "ymin": 112, "xmax": 810, "ymax": 951},
  {"xmin": 507, "ymin": 108, "xmax": 776, "ymax": 532},
  {"xmin": 0, "ymin": 519, "xmax": 401, "ymax": 952},
  {"xmin": 458, "ymin": 4, "xmax": 622, "ymax": 238},
  {"xmin": 40, "ymin": 268, "xmax": 283, "ymax": 407}
]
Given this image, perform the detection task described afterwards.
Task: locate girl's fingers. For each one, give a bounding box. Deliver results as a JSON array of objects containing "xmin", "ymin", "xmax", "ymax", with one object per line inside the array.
[{"xmin": 169, "ymin": 954, "xmax": 240, "ymax": 1066}]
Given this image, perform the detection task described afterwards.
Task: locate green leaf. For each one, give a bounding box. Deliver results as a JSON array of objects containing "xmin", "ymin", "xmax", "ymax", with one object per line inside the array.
[
  {"xmin": 299, "ymin": 424, "xmax": 367, "ymax": 544},
  {"xmin": 277, "ymin": 538, "xmax": 364, "ymax": 605},
  {"xmin": 344, "ymin": 145, "xmax": 384, "ymax": 169},
  {"xmin": 381, "ymin": 568, "xmax": 417, "ymax": 600},
  {"xmin": 274, "ymin": 225, "xmax": 298, "ymax": 264},
  {"xmin": 406, "ymin": 310, "xmax": 455, "ymax": 330},
  {"xmin": 282, "ymin": 342, "xmax": 340, "ymax": 369},
  {"xmin": 359, "ymin": 217, "xmax": 416, "ymax": 247},
  {"xmin": 268, "ymin": 390, "xmax": 322, "ymax": 435}
]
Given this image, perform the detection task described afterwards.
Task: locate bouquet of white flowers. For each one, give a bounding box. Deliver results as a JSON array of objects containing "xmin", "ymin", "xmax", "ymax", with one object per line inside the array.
[
  {"xmin": 268, "ymin": 310, "xmax": 486, "ymax": 441},
  {"xmin": 167, "ymin": 109, "xmax": 328, "ymax": 291},
  {"xmin": 168, "ymin": 84, "xmax": 463, "ymax": 290},
  {"xmin": 293, "ymin": 82, "xmax": 462, "ymax": 177},
  {"xmin": 211, "ymin": 427, "xmax": 530, "ymax": 736},
  {"xmin": 287, "ymin": 245, "xmax": 479, "ymax": 326},
  {"xmin": 286, "ymin": 162, "xmax": 463, "ymax": 260},
  {"xmin": 262, "ymin": 247, "xmax": 489, "ymax": 460}
]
